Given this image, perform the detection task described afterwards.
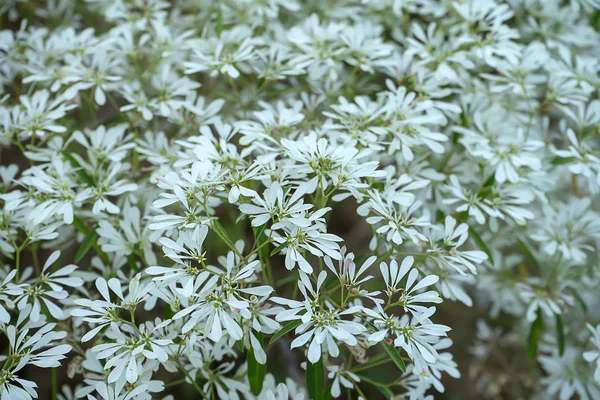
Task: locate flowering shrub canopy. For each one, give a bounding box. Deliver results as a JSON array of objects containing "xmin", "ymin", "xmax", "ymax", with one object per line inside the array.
[{"xmin": 1, "ymin": 0, "xmax": 600, "ymax": 399}]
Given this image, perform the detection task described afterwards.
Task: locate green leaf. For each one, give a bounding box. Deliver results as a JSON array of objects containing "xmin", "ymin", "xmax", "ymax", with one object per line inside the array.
[
  {"xmin": 72, "ymin": 215, "xmax": 90, "ymax": 235},
  {"xmin": 435, "ymin": 209, "xmax": 445, "ymax": 224},
  {"xmin": 211, "ymin": 219, "xmax": 242, "ymax": 257},
  {"xmin": 482, "ymin": 173, "xmax": 496, "ymax": 189},
  {"xmin": 375, "ymin": 385, "xmax": 394, "ymax": 399},
  {"xmin": 351, "ymin": 353, "xmax": 388, "ymax": 371},
  {"xmin": 253, "ymin": 225, "xmax": 271, "ymax": 269},
  {"xmin": 163, "ymin": 306, "xmax": 175, "ymax": 320},
  {"xmin": 592, "ymin": 9, "xmax": 600, "ymax": 30},
  {"xmin": 324, "ymin": 276, "xmax": 339, "ymax": 290},
  {"xmin": 62, "ymin": 151, "xmax": 95, "ymax": 186},
  {"xmin": 269, "ymin": 320, "xmax": 302, "ymax": 345},
  {"xmin": 517, "ymin": 238, "xmax": 539, "ymax": 269},
  {"xmin": 550, "ymin": 156, "xmax": 576, "ymax": 166},
  {"xmin": 468, "ymin": 225, "xmax": 494, "ymax": 265},
  {"xmin": 253, "ymin": 224, "xmax": 267, "ymax": 246},
  {"xmin": 306, "ymin": 357, "xmax": 325, "ymax": 400},
  {"xmin": 216, "ymin": 2, "xmax": 223, "ymax": 35},
  {"xmin": 527, "ymin": 309, "xmax": 544, "ymax": 360},
  {"xmin": 127, "ymin": 255, "xmax": 140, "ymax": 273},
  {"xmin": 270, "ymin": 242, "xmax": 287, "ymax": 257},
  {"xmin": 353, "ymin": 254, "xmax": 366, "ymax": 265},
  {"xmin": 72, "ymin": 216, "xmax": 110, "ymax": 265},
  {"xmin": 75, "ymin": 229, "xmax": 98, "ymax": 262},
  {"xmin": 567, "ymin": 287, "xmax": 587, "ymax": 313},
  {"xmin": 381, "ymin": 341, "xmax": 407, "ymax": 373},
  {"xmin": 247, "ymin": 332, "xmax": 266, "ymax": 395},
  {"xmin": 275, "ymin": 272, "xmax": 299, "ymax": 287},
  {"xmin": 556, "ymin": 314, "xmax": 565, "ymax": 356},
  {"xmin": 322, "ymin": 386, "xmax": 332, "ymax": 400}
]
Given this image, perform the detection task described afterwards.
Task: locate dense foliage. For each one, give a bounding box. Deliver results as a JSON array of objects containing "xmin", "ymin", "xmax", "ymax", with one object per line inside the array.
[{"xmin": 1, "ymin": 0, "xmax": 600, "ymax": 399}]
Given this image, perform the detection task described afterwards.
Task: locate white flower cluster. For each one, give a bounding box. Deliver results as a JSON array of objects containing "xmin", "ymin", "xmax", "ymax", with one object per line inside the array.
[{"xmin": 0, "ymin": 0, "xmax": 599, "ymax": 399}]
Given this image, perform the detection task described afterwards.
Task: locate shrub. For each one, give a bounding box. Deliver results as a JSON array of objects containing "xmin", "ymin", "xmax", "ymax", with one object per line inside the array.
[{"xmin": 0, "ymin": 0, "xmax": 599, "ymax": 399}]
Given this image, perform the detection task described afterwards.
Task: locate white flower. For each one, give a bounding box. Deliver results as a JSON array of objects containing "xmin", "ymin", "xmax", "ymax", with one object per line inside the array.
[
  {"xmin": 584, "ymin": 323, "xmax": 600, "ymax": 383},
  {"xmin": 518, "ymin": 278, "xmax": 574, "ymax": 322},
  {"xmin": 239, "ymin": 182, "xmax": 312, "ymax": 229},
  {"xmin": 427, "ymin": 216, "xmax": 488, "ymax": 275},
  {"xmin": 443, "ymin": 175, "xmax": 489, "ymax": 225},
  {"xmin": 171, "ymin": 256, "xmax": 271, "ymax": 341},
  {"xmin": 260, "ymin": 382, "xmax": 304, "ymax": 400},
  {"xmin": 366, "ymin": 306, "xmax": 450, "ymax": 374},
  {"xmin": 16, "ymin": 250, "xmax": 82, "ymax": 321},
  {"xmin": 184, "ymin": 31, "xmax": 257, "ymax": 79},
  {"xmin": 0, "ymin": 269, "xmax": 23, "ymax": 323},
  {"xmin": 19, "ymin": 157, "xmax": 92, "ymax": 225},
  {"xmin": 554, "ymin": 128, "xmax": 600, "ymax": 193},
  {"xmin": 362, "ymin": 191, "xmax": 429, "ymax": 246},
  {"xmin": 92, "ymin": 322, "xmax": 172, "ymax": 384},
  {"xmin": 540, "ymin": 348, "xmax": 600, "ymax": 400},
  {"xmin": 327, "ymin": 365, "xmax": 360, "ymax": 398},
  {"xmin": 272, "ymin": 223, "xmax": 343, "ymax": 274},
  {"xmin": 323, "ymin": 96, "xmax": 388, "ymax": 149},
  {"xmin": 62, "ymin": 52, "xmax": 121, "ymax": 106},
  {"xmin": 147, "ymin": 225, "xmax": 211, "ymax": 290},
  {"xmin": 13, "ymin": 90, "xmax": 75, "ymax": 140},
  {"xmin": 97, "ymin": 205, "xmax": 157, "ymax": 265},
  {"xmin": 324, "ymin": 250, "xmax": 379, "ymax": 301},
  {"xmin": 71, "ymin": 124, "xmax": 135, "ymax": 166},
  {"xmin": 379, "ymin": 257, "xmax": 441, "ymax": 313},
  {"xmin": 0, "ymin": 309, "xmax": 71, "ymax": 400},
  {"xmin": 272, "ymin": 271, "xmax": 366, "ymax": 363}
]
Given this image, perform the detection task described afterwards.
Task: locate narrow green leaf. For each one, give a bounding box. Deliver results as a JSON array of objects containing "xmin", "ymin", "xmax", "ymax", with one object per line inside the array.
[
  {"xmin": 211, "ymin": 219, "xmax": 242, "ymax": 257},
  {"xmin": 381, "ymin": 341, "xmax": 407, "ymax": 372},
  {"xmin": 253, "ymin": 224, "xmax": 267, "ymax": 247},
  {"xmin": 211, "ymin": 219, "xmax": 232, "ymax": 243},
  {"xmin": 75, "ymin": 229, "xmax": 98, "ymax": 262},
  {"xmin": 163, "ymin": 306, "xmax": 175, "ymax": 320},
  {"xmin": 248, "ymin": 332, "xmax": 266, "ymax": 395},
  {"xmin": 216, "ymin": 2, "xmax": 223, "ymax": 35},
  {"xmin": 468, "ymin": 225, "xmax": 494, "ymax": 265},
  {"xmin": 72, "ymin": 216, "xmax": 110, "ymax": 264},
  {"xmin": 306, "ymin": 357, "xmax": 324, "ymax": 400},
  {"xmin": 324, "ymin": 276, "xmax": 338, "ymax": 290},
  {"xmin": 275, "ymin": 272, "xmax": 299, "ymax": 287},
  {"xmin": 62, "ymin": 151, "xmax": 95, "ymax": 186},
  {"xmin": 556, "ymin": 314, "xmax": 565, "ymax": 356},
  {"xmin": 375, "ymin": 385, "xmax": 394, "ymax": 399},
  {"xmin": 350, "ymin": 353, "xmax": 388, "ymax": 371},
  {"xmin": 517, "ymin": 238, "xmax": 539, "ymax": 269},
  {"xmin": 270, "ymin": 242, "xmax": 287, "ymax": 257},
  {"xmin": 527, "ymin": 309, "xmax": 544, "ymax": 360},
  {"xmin": 353, "ymin": 254, "xmax": 366, "ymax": 265},
  {"xmin": 72, "ymin": 215, "xmax": 90, "ymax": 235},
  {"xmin": 592, "ymin": 10, "xmax": 600, "ymax": 30},
  {"xmin": 269, "ymin": 320, "xmax": 301, "ymax": 345},
  {"xmin": 253, "ymin": 225, "xmax": 271, "ymax": 270},
  {"xmin": 550, "ymin": 156, "xmax": 576, "ymax": 166},
  {"xmin": 567, "ymin": 287, "xmax": 588, "ymax": 313},
  {"xmin": 237, "ymin": 339, "xmax": 244, "ymax": 352},
  {"xmin": 477, "ymin": 173, "xmax": 496, "ymax": 198},
  {"xmin": 482, "ymin": 173, "xmax": 496, "ymax": 188},
  {"xmin": 435, "ymin": 210, "xmax": 445, "ymax": 224},
  {"xmin": 127, "ymin": 255, "xmax": 140, "ymax": 273}
]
